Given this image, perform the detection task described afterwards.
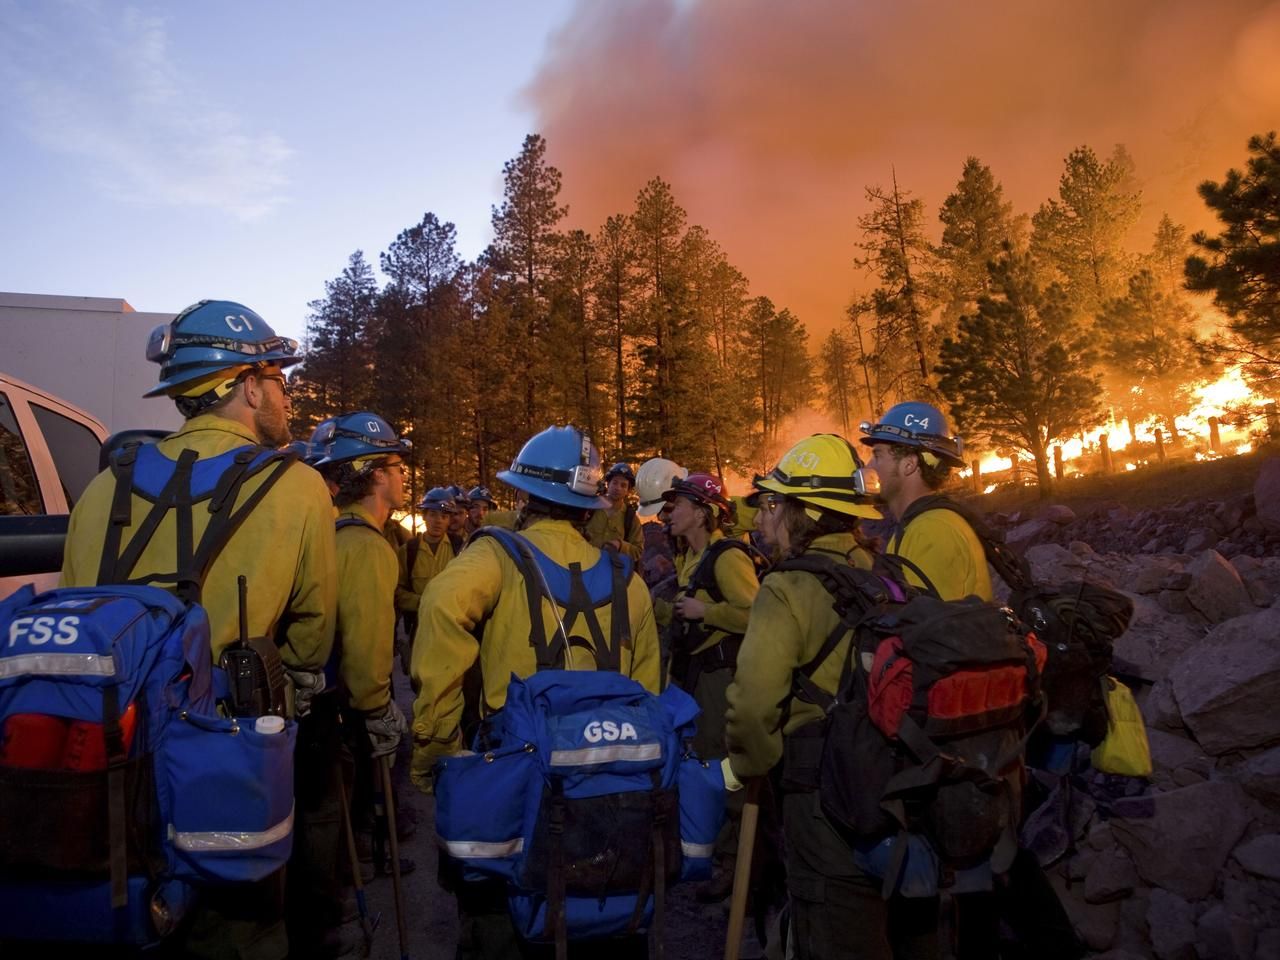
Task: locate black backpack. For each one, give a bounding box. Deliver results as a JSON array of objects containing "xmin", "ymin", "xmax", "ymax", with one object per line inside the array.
[
  {"xmin": 779, "ymin": 554, "xmax": 1045, "ymax": 895},
  {"xmin": 896, "ymin": 495, "xmax": 1132, "ymax": 746},
  {"xmin": 666, "ymin": 538, "xmax": 769, "ymax": 692}
]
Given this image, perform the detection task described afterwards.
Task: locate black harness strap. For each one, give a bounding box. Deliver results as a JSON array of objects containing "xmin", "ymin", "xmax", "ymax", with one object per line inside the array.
[
  {"xmin": 108, "ymin": 448, "xmax": 199, "ymax": 590},
  {"xmin": 102, "ymin": 682, "xmax": 129, "ymax": 909},
  {"xmin": 564, "ymin": 560, "xmax": 613, "ymax": 670}
]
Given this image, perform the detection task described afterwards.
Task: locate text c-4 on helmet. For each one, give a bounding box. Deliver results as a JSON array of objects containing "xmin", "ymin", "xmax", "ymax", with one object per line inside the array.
[
  {"xmin": 859, "ymin": 401, "xmax": 965, "ymax": 467},
  {"xmin": 496, "ymin": 425, "xmax": 612, "ymax": 511},
  {"xmin": 634, "ymin": 458, "xmax": 689, "ymax": 518},
  {"xmin": 752, "ymin": 434, "xmax": 882, "ymax": 520},
  {"xmin": 662, "ymin": 472, "xmax": 732, "ymax": 517},
  {"xmin": 143, "ymin": 299, "xmax": 301, "ymax": 399},
  {"xmin": 311, "ymin": 412, "xmax": 411, "ymax": 468}
]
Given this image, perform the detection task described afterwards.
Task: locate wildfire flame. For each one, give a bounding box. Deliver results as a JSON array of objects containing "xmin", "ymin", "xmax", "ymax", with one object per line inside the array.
[{"xmin": 960, "ymin": 363, "xmax": 1273, "ymax": 484}]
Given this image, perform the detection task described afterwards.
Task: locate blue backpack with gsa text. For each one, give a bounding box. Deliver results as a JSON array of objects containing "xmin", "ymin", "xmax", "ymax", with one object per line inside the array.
[
  {"xmin": 435, "ymin": 670, "xmax": 726, "ymax": 952},
  {"xmin": 0, "ymin": 441, "xmax": 298, "ymax": 947}
]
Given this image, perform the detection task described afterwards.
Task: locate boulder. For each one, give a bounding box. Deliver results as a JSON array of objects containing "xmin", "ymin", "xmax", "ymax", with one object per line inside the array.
[
  {"xmin": 1141, "ymin": 677, "xmax": 1184, "ymax": 731},
  {"xmin": 1256, "ymin": 458, "xmax": 1280, "ymax": 533},
  {"xmin": 1046, "ymin": 504, "xmax": 1077, "ymax": 525},
  {"xmin": 1233, "ymin": 834, "xmax": 1280, "ymax": 880},
  {"xmin": 1157, "ymin": 588, "xmax": 1196, "ymax": 616},
  {"xmin": 1169, "ymin": 604, "xmax": 1280, "ymax": 754},
  {"xmin": 1148, "ymin": 889, "xmax": 1197, "ymax": 960},
  {"xmin": 1022, "ymin": 542, "xmax": 1084, "ymax": 582},
  {"xmin": 1184, "ymin": 527, "xmax": 1219, "ymax": 553},
  {"xmin": 1146, "ymin": 728, "xmax": 1212, "ymax": 789},
  {"xmin": 1007, "ymin": 518, "xmax": 1053, "ymax": 549},
  {"xmin": 1185, "ymin": 549, "xmax": 1254, "ymax": 624},
  {"xmin": 1118, "ymin": 593, "xmax": 1206, "ymax": 680},
  {"xmin": 1111, "ymin": 781, "xmax": 1252, "ymax": 900},
  {"xmin": 1084, "ymin": 846, "xmax": 1139, "ymax": 903},
  {"xmin": 1237, "ymin": 745, "xmax": 1280, "ymax": 806},
  {"xmin": 1131, "ymin": 561, "xmax": 1171, "ymax": 594},
  {"xmin": 1069, "ymin": 539, "xmax": 1095, "ymax": 557},
  {"xmin": 1196, "ymin": 902, "xmax": 1250, "ymax": 960},
  {"xmin": 1229, "ymin": 554, "xmax": 1280, "ymax": 607}
]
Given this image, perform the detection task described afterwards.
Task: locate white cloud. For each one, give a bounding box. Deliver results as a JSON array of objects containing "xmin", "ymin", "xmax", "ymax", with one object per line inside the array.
[{"xmin": 0, "ymin": 0, "xmax": 292, "ymax": 220}]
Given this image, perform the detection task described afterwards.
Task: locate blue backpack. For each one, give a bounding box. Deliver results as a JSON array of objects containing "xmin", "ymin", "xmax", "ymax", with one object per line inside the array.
[
  {"xmin": 0, "ymin": 441, "xmax": 298, "ymax": 947},
  {"xmin": 435, "ymin": 670, "xmax": 725, "ymax": 952}
]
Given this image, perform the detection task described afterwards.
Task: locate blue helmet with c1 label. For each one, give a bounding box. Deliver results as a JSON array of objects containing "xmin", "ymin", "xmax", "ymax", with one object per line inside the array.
[
  {"xmin": 497, "ymin": 425, "xmax": 611, "ymax": 510},
  {"xmin": 311, "ymin": 412, "xmax": 411, "ymax": 467},
  {"xmin": 860, "ymin": 401, "xmax": 965, "ymax": 466}
]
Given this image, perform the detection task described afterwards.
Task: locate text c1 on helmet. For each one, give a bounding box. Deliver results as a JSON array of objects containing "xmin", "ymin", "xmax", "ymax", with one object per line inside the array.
[
  {"xmin": 634, "ymin": 458, "xmax": 689, "ymax": 517},
  {"xmin": 419, "ymin": 487, "xmax": 460, "ymax": 514},
  {"xmin": 143, "ymin": 299, "xmax": 301, "ymax": 398},
  {"xmin": 311, "ymin": 412, "xmax": 411, "ymax": 468},
  {"xmin": 750, "ymin": 434, "xmax": 882, "ymax": 520},
  {"xmin": 496, "ymin": 425, "xmax": 611, "ymax": 511},
  {"xmin": 467, "ymin": 485, "xmax": 497, "ymax": 508},
  {"xmin": 661, "ymin": 472, "xmax": 732, "ymax": 518},
  {"xmin": 859, "ymin": 401, "xmax": 965, "ymax": 467}
]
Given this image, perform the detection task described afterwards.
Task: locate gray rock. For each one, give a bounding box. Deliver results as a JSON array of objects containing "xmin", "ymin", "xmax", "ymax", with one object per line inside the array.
[
  {"xmin": 1008, "ymin": 518, "xmax": 1053, "ymax": 549},
  {"xmin": 1111, "ymin": 781, "xmax": 1252, "ymax": 900},
  {"xmin": 1132, "ymin": 563, "xmax": 1169, "ymax": 594},
  {"xmin": 1141, "ymin": 677, "xmax": 1184, "ymax": 731},
  {"xmin": 1233, "ymin": 834, "xmax": 1280, "ymax": 880},
  {"xmin": 1069, "ymin": 539, "xmax": 1095, "ymax": 557},
  {"xmin": 1196, "ymin": 902, "xmax": 1247, "ymax": 960},
  {"xmin": 1256, "ymin": 458, "xmax": 1280, "ymax": 533},
  {"xmin": 1148, "ymin": 889, "xmax": 1196, "ymax": 960},
  {"xmin": 1184, "ymin": 527, "xmax": 1219, "ymax": 553},
  {"xmin": 1185, "ymin": 549, "xmax": 1254, "ymax": 624},
  {"xmin": 1157, "ymin": 588, "xmax": 1195, "ymax": 615},
  {"xmin": 1087, "ymin": 819, "xmax": 1115, "ymax": 852},
  {"xmin": 1084, "ymin": 846, "xmax": 1139, "ymax": 903},
  {"xmin": 1237, "ymin": 745, "xmax": 1280, "ymax": 806},
  {"xmin": 1146, "ymin": 728, "xmax": 1212, "ymax": 789},
  {"xmin": 1162, "ymin": 571, "xmax": 1193, "ymax": 590},
  {"xmin": 1169, "ymin": 604, "xmax": 1280, "ymax": 754},
  {"xmin": 1119, "ymin": 593, "xmax": 1205, "ymax": 680},
  {"xmin": 1046, "ymin": 504, "xmax": 1077, "ymax": 525},
  {"xmin": 1024, "ymin": 542, "xmax": 1085, "ymax": 582},
  {"xmin": 1229, "ymin": 554, "xmax": 1280, "ymax": 607}
]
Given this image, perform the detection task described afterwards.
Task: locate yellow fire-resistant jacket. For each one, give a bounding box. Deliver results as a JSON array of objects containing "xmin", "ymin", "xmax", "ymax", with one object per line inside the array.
[
  {"xmin": 653, "ymin": 530, "xmax": 759, "ymax": 655},
  {"xmin": 887, "ymin": 505, "xmax": 993, "ymax": 602},
  {"xmin": 395, "ymin": 535, "xmax": 455, "ymax": 613},
  {"xmin": 60, "ymin": 414, "xmax": 337, "ymax": 669},
  {"xmin": 584, "ymin": 502, "xmax": 644, "ymax": 561},
  {"xmin": 409, "ymin": 518, "xmax": 661, "ymax": 789},
  {"xmin": 335, "ymin": 503, "xmax": 400, "ymax": 712},
  {"xmin": 725, "ymin": 533, "xmax": 873, "ymax": 779}
]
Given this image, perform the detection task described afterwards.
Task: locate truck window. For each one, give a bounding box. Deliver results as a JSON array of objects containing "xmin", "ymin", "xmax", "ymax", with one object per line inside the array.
[
  {"xmin": 31, "ymin": 403, "xmax": 103, "ymax": 509},
  {"xmin": 0, "ymin": 392, "xmax": 44, "ymax": 515}
]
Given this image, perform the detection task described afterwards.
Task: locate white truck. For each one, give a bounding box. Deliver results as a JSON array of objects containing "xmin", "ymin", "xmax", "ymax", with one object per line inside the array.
[{"xmin": 0, "ymin": 373, "xmax": 109, "ymax": 600}]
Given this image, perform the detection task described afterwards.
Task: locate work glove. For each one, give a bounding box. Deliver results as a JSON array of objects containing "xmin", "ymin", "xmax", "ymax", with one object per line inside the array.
[
  {"xmin": 284, "ymin": 666, "xmax": 326, "ymax": 719},
  {"xmin": 410, "ymin": 730, "xmax": 464, "ymax": 795},
  {"xmin": 365, "ymin": 699, "xmax": 410, "ymax": 761},
  {"xmin": 721, "ymin": 757, "xmax": 745, "ymax": 792}
]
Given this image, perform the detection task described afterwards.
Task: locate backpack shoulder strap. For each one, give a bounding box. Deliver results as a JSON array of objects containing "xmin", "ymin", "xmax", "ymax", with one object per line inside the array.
[
  {"xmin": 336, "ymin": 515, "xmax": 380, "ymax": 534},
  {"xmin": 897, "ymin": 494, "xmax": 1032, "ymax": 592},
  {"xmin": 684, "ymin": 537, "xmax": 749, "ymax": 602},
  {"xmin": 624, "ymin": 503, "xmax": 639, "ymax": 542},
  {"xmin": 470, "ymin": 527, "xmax": 562, "ymax": 671}
]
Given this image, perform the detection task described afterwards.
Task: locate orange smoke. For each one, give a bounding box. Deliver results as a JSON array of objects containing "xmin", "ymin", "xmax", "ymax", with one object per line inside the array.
[{"xmin": 526, "ymin": 0, "xmax": 1280, "ymax": 337}]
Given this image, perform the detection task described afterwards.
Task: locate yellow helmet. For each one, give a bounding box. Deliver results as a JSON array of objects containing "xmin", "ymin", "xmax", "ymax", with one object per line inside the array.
[{"xmin": 753, "ymin": 434, "xmax": 882, "ymax": 519}]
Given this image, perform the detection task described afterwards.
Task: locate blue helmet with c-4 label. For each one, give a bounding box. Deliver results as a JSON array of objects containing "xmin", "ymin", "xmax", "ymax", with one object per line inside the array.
[{"xmin": 860, "ymin": 401, "xmax": 965, "ymax": 466}]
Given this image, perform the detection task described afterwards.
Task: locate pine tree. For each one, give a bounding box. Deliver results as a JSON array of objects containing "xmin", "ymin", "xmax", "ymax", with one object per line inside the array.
[
  {"xmin": 854, "ymin": 171, "xmax": 937, "ymax": 398},
  {"xmin": 821, "ymin": 330, "xmax": 857, "ymax": 436},
  {"xmin": 1146, "ymin": 214, "xmax": 1190, "ymax": 296},
  {"xmin": 593, "ymin": 214, "xmax": 640, "ymax": 455},
  {"xmin": 937, "ymin": 248, "xmax": 1102, "ymax": 495},
  {"xmin": 1185, "ymin": 132, "xmax": 1280, "ymax": 386},
  {"xmin": 1031, "ymin": 145, "xmax": 1142, "ymax": 316},
  {"xmin": 1098, "ymin": 269, "xmax": 1201, "ymax": 440}
]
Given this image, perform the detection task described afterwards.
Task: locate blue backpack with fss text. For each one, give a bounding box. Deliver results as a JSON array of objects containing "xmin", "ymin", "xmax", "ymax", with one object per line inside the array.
[
  {"xmin": 0, "ymin": 442, "xmax": 299, "ymax": 948},
  {"xmin": 434, "ymin": 670, "xmax": 725, "ymax": 948}
]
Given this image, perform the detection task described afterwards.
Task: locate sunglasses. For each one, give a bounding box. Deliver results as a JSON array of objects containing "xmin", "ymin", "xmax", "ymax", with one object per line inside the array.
[
  {"xmin": 761, "ymin": 494, "xmax": 786, "ymax": 514},
  {"xmin": 255, "ymin": 372, "xmax": 288, "ymax": 393}
]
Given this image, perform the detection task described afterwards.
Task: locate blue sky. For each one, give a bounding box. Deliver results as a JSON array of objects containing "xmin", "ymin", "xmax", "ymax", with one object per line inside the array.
[{"xmin": 0, "ymin": 0, "xmax": 576, "ymax": 341}]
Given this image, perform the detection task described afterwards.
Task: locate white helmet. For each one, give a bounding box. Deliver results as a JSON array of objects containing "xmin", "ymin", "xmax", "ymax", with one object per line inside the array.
[{"xmin": 635, "ymin": 457, "xmax": 689, "ymax": 517}]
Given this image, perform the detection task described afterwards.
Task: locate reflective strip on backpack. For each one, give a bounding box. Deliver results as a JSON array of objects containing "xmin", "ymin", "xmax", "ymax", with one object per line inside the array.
[
  {"xmin": 0, "ymin": 652, "xmax": 116, "ymax": 680},
  {"xmin": 682, "ymin": 839, "xmax": 714, "ymax": 859},
  {"xmin": 549, "ymin": 743, "xmax": 663, "ymax": 766},
  {"xmin": 441, "ymin": 837, "xmax": 525, "ymax": 859},
  {"xmin": 170, "ymin": 804, "xmax": 295, "ymax": 853}
]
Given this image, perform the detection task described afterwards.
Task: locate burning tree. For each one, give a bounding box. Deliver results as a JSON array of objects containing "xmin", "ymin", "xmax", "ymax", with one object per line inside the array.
[
  {"xmin": 937, "ymin": 248, "xmax": 1102, "ymax": 494},
  {"xmin": 1186, "ymin": 131, "xmax": 1280, "ymax": 391}
]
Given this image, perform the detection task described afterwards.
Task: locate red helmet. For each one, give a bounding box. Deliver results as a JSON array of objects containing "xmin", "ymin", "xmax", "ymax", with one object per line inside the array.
[{"xmin": 661, "ymin": 472, "xmax": 731, "ymax": 517}]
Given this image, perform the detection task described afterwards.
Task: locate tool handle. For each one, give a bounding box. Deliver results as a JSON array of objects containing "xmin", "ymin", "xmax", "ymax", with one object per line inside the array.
[{"xmin": 724, "ymin": 777, "xmax": 762, "ymax": 960}]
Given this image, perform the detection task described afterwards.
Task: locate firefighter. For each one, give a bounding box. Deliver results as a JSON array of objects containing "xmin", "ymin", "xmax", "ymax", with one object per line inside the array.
[
  {"xmin": 633, "ymin": 457, "xmax": 688, "ymax": 591},
  {"xmin": 860, "ymin": 402, "xmax": 992, "ymax": 602},
  {"xmin": 446, "ymin": 484, "xmax": 471, "ymax": 551},
  {"xmin": 724, "ymin": 435, "xmax": 939, "ymax": 960},
  {"xmin": 655, "ymin": 472, "xmax": 759, "ymax": 902},
  {"xmin": 293, "ymin": 412, "xmax": 412, "ymax": 957},
  {"xmin": 465, "ymin": 484, "xmax": 497, "ymax": 534},
  {"xmin": 409, "ymin": 425, "xmax": 660, "ymax": 960},
  {"xmin": 60, "ymin": 299, "xmax": 337, "ymax": 960},
  {"xmin": 395, "ymin": 486, "xmax": 459, "ymax": 644},
  {"xmin": 584, "ymin": 461, "xmax": 644, "ymax": 560}
]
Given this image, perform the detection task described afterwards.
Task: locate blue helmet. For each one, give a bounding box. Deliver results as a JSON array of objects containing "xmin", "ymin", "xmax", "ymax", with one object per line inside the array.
[
  {"xmin": 285, "ymin": 439, "xmax": 326, "ymax": 466},
  {"xmin": 446, "ymin": 484, "xmax": 470, "ymax": 506},
  {"xmin": 467, "ymin": 485, "xmax": 497, "ymax": 507},
  {"xmin": 497, "ymin": 425, "xmax": 611, "ymax": 510},
  {"xmin": 860, "ymin": 402, "xmax": 965, "ymax": 466},
  {"xmin": 144, "ymin": 299, "xmax": 301, "ymax": 398},
  {"xmin": 604, "ymin": 462, "xmax": 636, "ymax": 486},
  {"xmin": 312, "ymin": 412, "xmax": 411, "ymax": 467},
  {"xmin": 419, "ymin": 486, "xmax": 459, "ymax": 513}
]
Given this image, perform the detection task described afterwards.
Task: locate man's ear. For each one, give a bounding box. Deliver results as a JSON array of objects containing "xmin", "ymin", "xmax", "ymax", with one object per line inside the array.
[{"xmin": 239, "ymin": 374, "xmax": 264, "ymax": 411}]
